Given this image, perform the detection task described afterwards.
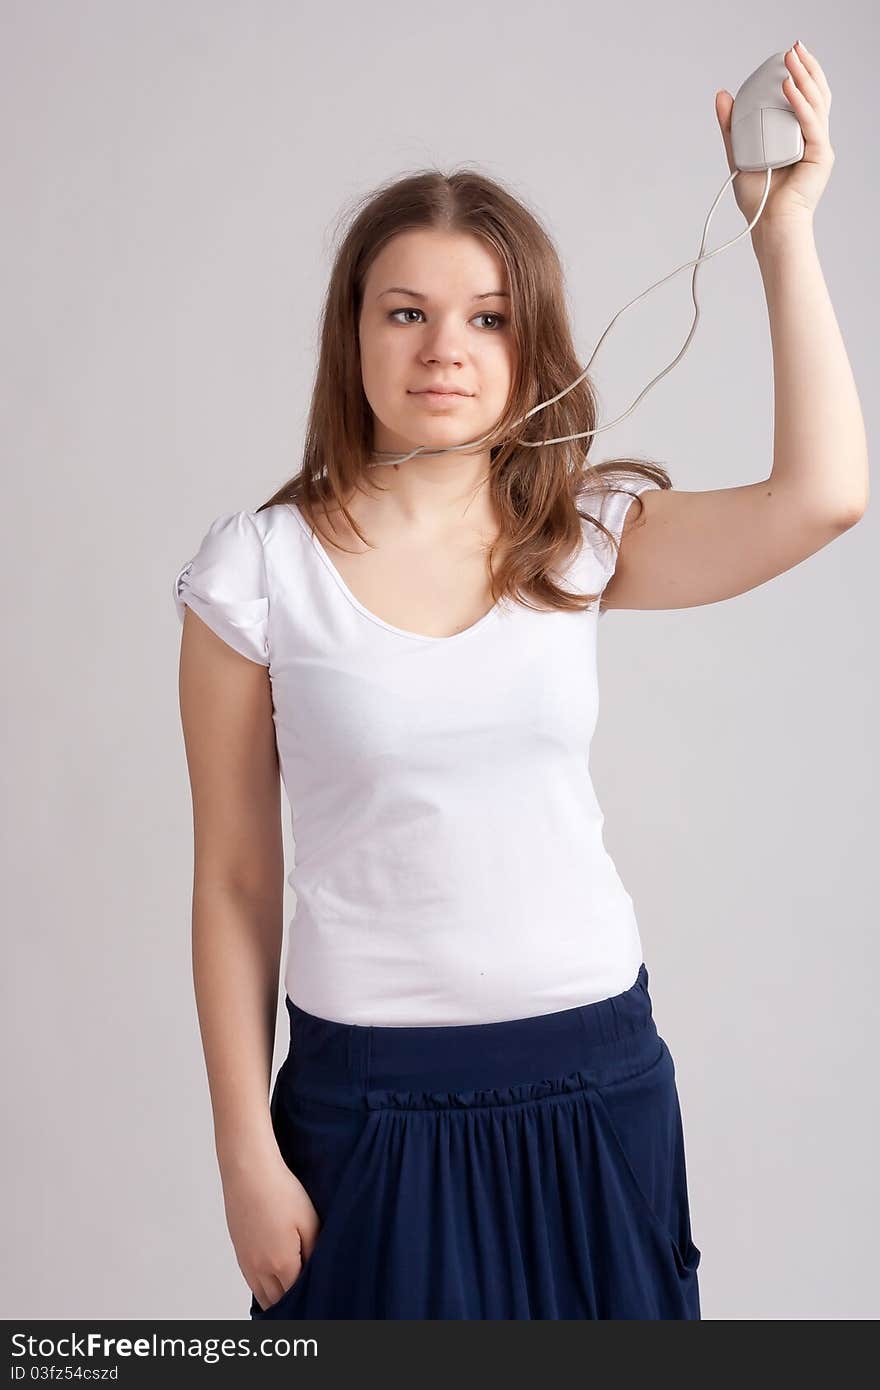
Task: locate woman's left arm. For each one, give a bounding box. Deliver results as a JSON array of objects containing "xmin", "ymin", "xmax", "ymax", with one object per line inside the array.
[{"xmin": 603, "ymin": 40, "xmax": 870, "ymax": 613}]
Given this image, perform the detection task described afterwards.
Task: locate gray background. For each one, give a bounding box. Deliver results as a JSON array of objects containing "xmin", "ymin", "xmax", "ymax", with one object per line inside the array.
[{"xmin": 3, "ymin": 0, "xmax": 876, "ymax": 1320}]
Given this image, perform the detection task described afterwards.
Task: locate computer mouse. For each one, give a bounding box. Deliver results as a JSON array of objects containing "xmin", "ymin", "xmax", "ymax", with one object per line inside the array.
[{"xmin": 730, "ymin": 51, "xmax": 805, "ymax": 172}]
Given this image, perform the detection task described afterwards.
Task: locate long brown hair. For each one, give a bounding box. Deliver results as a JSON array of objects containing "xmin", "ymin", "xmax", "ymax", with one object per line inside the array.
[{"xmin": 258, "ymin": 165, "xmax": 671, "ymax": 613}]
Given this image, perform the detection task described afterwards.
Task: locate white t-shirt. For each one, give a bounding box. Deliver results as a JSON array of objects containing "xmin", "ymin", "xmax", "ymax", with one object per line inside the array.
[{"xmin": 173, "ymin": 474, "xmax": 661, "ymax": 1026}]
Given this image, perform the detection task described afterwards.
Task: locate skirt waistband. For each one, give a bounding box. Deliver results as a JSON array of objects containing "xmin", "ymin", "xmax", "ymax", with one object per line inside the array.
[{"xmin": 282, "ymin": 963, "xmax": 660, "ymax": 1107}]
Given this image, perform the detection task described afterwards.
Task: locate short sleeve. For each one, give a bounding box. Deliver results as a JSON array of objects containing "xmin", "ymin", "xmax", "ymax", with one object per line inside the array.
[
  {"xmin": 578, "ymin": 473, "xmax": 662, "ymax": 613},
  {"xmin": 172, "ymin": 510, "xmax": 270, "ymax": 666}
]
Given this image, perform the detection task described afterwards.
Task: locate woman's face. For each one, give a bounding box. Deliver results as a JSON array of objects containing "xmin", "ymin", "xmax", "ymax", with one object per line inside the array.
[{"xmin": 358, "ymin": 228, "xmax": 516, "ymax": 461}]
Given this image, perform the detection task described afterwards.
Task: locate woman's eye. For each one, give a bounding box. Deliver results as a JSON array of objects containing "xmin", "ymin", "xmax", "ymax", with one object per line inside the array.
[{"xmin": 387, "ymin": 308, "xmax": 506, "ymax": 330}]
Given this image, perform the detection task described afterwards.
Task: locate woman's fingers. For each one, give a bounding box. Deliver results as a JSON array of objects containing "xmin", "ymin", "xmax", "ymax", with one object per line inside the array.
[{"xmin": 791, "ymin": 40, "xmax": 832, "ymax": 111}]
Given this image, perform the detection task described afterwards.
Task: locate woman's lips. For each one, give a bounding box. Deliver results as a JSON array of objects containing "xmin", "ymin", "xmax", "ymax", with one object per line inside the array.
[{"xmin": 410, "ymin": 390, "xmax": 470, "ymax": 405}]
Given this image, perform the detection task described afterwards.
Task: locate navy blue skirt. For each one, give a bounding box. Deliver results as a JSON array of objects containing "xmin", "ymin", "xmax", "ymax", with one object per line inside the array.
[{"xmin": 249, "ymin": 962, "xmax": 701, "ymax": 1320}]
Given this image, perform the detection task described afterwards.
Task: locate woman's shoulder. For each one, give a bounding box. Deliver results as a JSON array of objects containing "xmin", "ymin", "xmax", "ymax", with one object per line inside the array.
[
  {"xmin": 172, "ymin": 507, "xmax": 277, "ymax": 666},
  {"xmin": 577, "ymin": 471, "xmax": 662, "ymax": 560}
]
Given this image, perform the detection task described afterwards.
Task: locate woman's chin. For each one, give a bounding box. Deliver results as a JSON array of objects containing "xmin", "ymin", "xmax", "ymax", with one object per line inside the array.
[{"xmin": 374, "ymin": 426, "xmax": 477, "ymax": 456}]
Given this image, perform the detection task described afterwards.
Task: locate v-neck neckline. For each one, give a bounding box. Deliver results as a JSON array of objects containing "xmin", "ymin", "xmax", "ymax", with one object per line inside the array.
[{"xmin": 286, "ymin": 502, "xmax": 504, "ymax": 645}]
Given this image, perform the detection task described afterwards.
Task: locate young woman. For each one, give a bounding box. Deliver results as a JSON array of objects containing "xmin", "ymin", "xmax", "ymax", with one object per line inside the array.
[{"xmin": 173, "ymin": 45, "xmax": 864, "ymax": 1319}]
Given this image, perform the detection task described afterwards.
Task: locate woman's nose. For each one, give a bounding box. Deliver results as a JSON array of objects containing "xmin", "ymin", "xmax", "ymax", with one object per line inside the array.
[{"xmin": 419, "ymin": 319, "xmax": 467, "ymax": 362}]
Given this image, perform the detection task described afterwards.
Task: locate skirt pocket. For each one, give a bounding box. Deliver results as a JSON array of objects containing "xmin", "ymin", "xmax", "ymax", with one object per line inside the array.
[
  {"xmin": 250, "ymin": 1090, "xmax": 381, "ymax": 1319},
  {"xmin": 590, "ymin": 1036, "xmax": 701, "ymax": 1280}
]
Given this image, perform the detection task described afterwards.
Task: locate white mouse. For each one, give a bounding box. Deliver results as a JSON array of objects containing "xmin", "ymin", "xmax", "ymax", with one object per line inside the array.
[{"xmin": 731, "ymin": 51, "xmax": 805, "ymax": 172}]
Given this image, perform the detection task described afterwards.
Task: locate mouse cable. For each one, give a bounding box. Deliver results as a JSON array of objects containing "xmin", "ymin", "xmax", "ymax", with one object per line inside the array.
[{"xmin": 369, "ymin": 165, "xmax": 772, "ymax": 466}]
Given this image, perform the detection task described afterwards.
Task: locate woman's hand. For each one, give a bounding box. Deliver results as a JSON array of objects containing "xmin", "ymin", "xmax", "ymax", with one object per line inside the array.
[
  {"xmin": 715, "ymin": 40, "xmax": 834, "ymax": 230},
  {"xmin": 222, "ymin": 1151, "xmax": 322, "ymax": 1313}
]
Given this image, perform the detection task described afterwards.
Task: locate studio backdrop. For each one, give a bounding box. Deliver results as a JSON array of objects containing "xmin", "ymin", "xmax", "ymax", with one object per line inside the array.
[{"xmin": 2, "ymin": 0, "xmax": 876, "ymax": 1322}]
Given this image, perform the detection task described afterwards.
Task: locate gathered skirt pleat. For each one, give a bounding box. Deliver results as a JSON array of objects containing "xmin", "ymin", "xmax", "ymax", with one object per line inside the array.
[{"xmin": 249, "ymin": 962, "xmax": 701, "ymax": 1320}]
